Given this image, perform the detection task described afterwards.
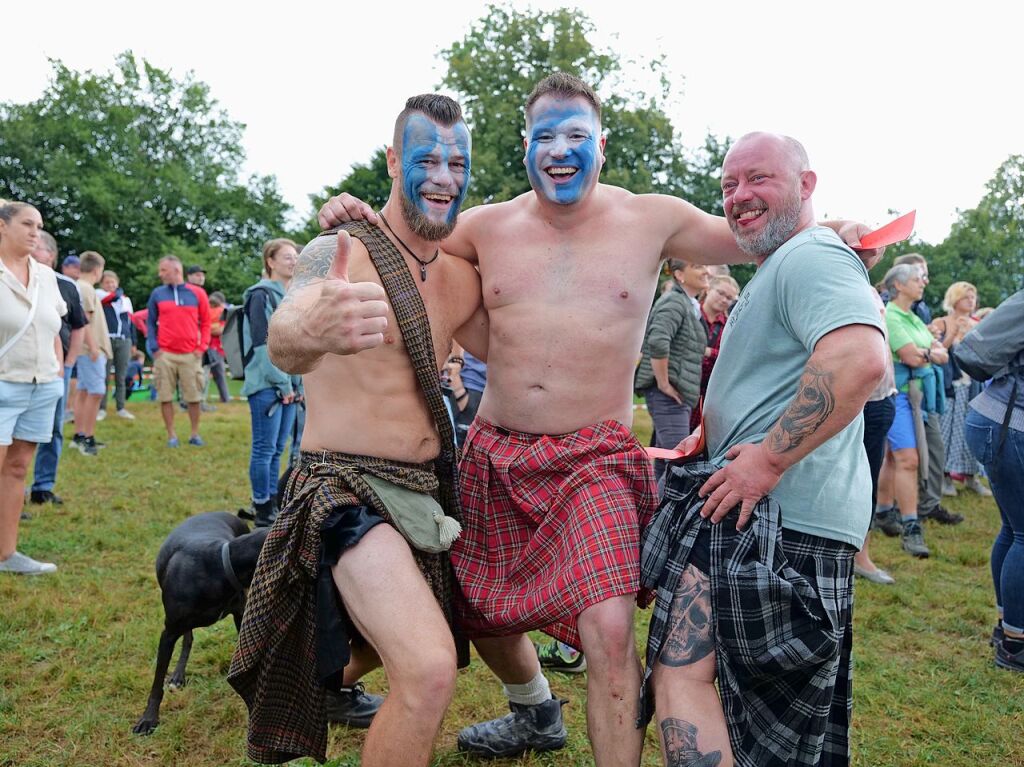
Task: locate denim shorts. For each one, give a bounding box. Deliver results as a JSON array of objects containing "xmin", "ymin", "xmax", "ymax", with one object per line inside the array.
[
  {"xmin": 886, "ymin": 391, "xmax": 917, "ymax": 451},
  {"xmin": 0, "ymin": 379, "xmax": 64, "ymax": 445},
  {"xmin": 76, "ymin": 353, "xmax": 108, "ymax": 395}
]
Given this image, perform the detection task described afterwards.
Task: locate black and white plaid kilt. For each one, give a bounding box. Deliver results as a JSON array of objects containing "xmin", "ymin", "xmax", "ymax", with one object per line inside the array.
[{"xmin": 639, "ymin": 461, "xmax": 856, "ymax": 767}]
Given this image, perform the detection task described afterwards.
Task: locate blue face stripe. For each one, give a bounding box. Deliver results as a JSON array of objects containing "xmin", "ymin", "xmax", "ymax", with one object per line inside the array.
[
  {"xmin": 525, "ymin": 105, "xmax": 600, "ymax": 205},
  {"xmin": 401, "ymin": 116, "xmax": 471, "ymax": 224}
]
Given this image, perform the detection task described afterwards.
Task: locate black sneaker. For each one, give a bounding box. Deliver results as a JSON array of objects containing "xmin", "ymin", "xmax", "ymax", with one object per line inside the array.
[
  {"xmin": 920, "ymin": 505, "xmax": 964, "ymax": 525},
  {"xmin": 324, "ymin": 682, "xmax": 384, "ymax": 728},
  {"xmin": 995, "ymin": 638, "xmax": 1024, "ymax": 673},
  {"xmin": 535, "ymin": 641, "xmax": 587, "ymax": 673},
  {"xmin": 873, "ymin": 507, "xmax": 903, "ymax": 538},
  {"xmin": 81, "ymin": 437, "xmax": 99, "ymax": 457},
  {"xmin": 457, "ymin": 697, "xmax": 567, "ymax": 758},
  {"xmin": 30, "ymin": 490, "xmax": 63, "ymax": 505},
  {"xmin": 72, "ymin": 434, "xmax": 87, "ymax": 453},
  {"xmin": 900, "ymin": 519, "xmax": 930, "ymax": 558}
]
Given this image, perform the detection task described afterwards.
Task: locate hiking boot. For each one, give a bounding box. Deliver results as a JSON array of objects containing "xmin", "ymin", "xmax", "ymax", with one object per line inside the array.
[
  {"xmin": 995, "ymin": 638, "xmax": 1024, "ymax": 673},
  {"xmin": 873, "ymin": 506, "xmax": 902, "ymax": 538},
  {"xmin": 965, "ymin": 476, "xmax": 993, "ymax": 497},
  {"xmin": 253, "ymin": 499, "xmax": 276, "ymax": 528},
  {"xmin": 900, "ymin": 519, "xmax": 930, "ymax": 558},
  {"xmin": 536, "ymin": 641, "xmax": 587, "ymax": 673},
  {"xmin": 0, "ymin": 551, "xmax": 57, "ymax": 575},
  {"xmin": 324, "ymin": 682, "xmax": 384, "ymax": 728},
  {"xmin": 457, "ymin": 697, "xmax": 567, "ymax": 758},
  {"xmin": 920, "ymin": 505, "xmax": 964, "ymax": 526},
  {"xmin": 30, "ymin": 490, "xmax": 63, "ymax": 505}
]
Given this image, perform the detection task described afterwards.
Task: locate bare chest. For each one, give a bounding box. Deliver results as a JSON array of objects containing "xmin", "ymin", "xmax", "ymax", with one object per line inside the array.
[{"xmin": 477, "ymin": 225, "xmax": 660, "ymax": 318}]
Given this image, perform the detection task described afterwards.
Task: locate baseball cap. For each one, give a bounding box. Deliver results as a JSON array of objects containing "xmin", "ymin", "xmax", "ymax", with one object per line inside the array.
[
  {"xmin": 186, "ymin": 265, "xmax": 206, "ymax": 275},
  {"xmin": 62, "ymin": 256, "xmax": 81, "ymax": 267}
]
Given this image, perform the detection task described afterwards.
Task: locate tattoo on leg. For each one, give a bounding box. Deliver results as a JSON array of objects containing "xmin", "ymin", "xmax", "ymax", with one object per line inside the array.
[
  {"xmin": 765, "ymin": 362, "xmax": 836, "ymax": 454},
  {"xmin": 660, "ymin": 565, "xmax": 714, "ymax": 668},
  {"xmin": 288, "ymin": 235, "xmax": 340, "ymax": 293},
  {"xmin": 661, "ymin": 718, "xmax": 722, "ymax": 767}
]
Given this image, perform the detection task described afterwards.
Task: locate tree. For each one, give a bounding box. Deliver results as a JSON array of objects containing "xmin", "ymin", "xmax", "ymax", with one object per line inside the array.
[
  {"xmin": 301, "ymin": 147, "xmax": 392, "ymax": 243},
  {"xmin": 439, "ymin": 4, "xmax": 725, "ymax": 209},
  {"xmin": 0, "ymin": 53, "xmax": 290, "ymax": 304},
  {"xmin": 926, "ymin": 155, "xmax": 1024, "ymax": 308}
]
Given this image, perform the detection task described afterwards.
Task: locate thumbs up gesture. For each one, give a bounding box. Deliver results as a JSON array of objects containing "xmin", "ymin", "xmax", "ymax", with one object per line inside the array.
[{"xmin": 305, "ymin": 231, "xmax": 390, "ymax": 355}]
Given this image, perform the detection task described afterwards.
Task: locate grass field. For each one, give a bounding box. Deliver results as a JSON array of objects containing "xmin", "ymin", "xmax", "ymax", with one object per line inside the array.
[{"xmin": 1, "ymin": 400, "xmax": 1021, "ymax": 766}]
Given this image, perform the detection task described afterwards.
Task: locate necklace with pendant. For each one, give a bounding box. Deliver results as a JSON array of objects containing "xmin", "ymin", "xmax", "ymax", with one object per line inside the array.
[{"xmin": 379, "ymin": 213, "xmax": 440, "ymax": 282}]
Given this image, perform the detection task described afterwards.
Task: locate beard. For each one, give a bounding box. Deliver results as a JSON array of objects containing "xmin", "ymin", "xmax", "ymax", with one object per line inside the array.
[
  {"xmin": 401, "ymin": 193, "xmax": 457, "ymax": 242},
  {"xmin": 729, "ymin": 188, "xmax": 803, "ymax": 258}
]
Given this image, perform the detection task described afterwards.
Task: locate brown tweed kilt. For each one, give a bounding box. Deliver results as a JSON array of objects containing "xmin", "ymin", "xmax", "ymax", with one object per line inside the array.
[{"xmin": 227, "ymin": 450, "xmax": 461, "ymax": 764}]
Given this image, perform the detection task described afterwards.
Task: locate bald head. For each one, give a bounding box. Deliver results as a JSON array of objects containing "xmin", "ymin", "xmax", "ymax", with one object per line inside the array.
[
  {"xmin": 721, "ymin": 132, "xmax": 817, "ymax": 259},
  {"xmin": 728, "ymin": 132, "xmax": 809, "ymax": 174}
]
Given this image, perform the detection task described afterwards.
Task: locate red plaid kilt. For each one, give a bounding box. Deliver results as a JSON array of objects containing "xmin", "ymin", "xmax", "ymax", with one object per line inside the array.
[{"xmin": 452, "ymin": 418, "xmax": 657, "ymax": 649}]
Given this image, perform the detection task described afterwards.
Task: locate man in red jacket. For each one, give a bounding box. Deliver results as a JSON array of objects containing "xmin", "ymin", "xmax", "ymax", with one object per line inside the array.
[{"xmin": 145, "ymin": 256, "xmax": 211, "ymax": 447}]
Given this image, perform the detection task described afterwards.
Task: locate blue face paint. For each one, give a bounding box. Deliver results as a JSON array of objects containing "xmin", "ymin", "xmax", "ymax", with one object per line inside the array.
[
  {"xmin": 524, "ymin": 103, "xmax": 601, "ymax": 205},
  {"xmin": 401, "ymin": 115, "xmax": 471, "ymax": 225}
]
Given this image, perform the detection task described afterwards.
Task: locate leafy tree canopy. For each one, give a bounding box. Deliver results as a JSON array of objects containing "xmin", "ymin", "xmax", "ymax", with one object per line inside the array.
[{"xmin": 0, "ymin": 52, "xmax": 290, "ymax": 304}]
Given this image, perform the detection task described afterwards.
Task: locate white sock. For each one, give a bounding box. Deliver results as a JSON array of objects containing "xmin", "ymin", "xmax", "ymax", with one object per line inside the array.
[{"xmin": 503, "ymin": 672, "xmax": 551, "ymax": 706}]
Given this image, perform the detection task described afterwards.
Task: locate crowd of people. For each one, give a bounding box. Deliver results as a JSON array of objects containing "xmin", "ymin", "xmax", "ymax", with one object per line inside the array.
[{"xmin": 1, "ymin": 70, "xmax": 1021, "ymax": 767}]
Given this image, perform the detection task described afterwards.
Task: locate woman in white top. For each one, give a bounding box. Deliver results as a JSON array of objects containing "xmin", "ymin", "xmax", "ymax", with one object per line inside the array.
[{"xmin": 0, "ymin": 202, "xmax": 67, "ymax": 575}]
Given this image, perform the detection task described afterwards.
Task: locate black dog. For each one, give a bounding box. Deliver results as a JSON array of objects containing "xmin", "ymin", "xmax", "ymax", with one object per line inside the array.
[{"xmin": 132, "ymin": 511, "xmax": 270, "ymax": 735}]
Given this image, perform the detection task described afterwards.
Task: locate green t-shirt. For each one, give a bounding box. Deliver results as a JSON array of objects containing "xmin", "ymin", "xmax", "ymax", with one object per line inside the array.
[
  {"xmin": 885, "ymin": 303, "xmax": 933, "ymax": 392},
  {"xmin": 703, "ymin": 227, "xmax": 884, "ymax": 548}
]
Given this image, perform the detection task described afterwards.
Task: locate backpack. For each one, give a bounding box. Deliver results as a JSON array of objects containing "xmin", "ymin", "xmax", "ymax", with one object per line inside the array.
[{"xmin": 222, "ymin": 287, "xmax": 278, "ymax": 380}]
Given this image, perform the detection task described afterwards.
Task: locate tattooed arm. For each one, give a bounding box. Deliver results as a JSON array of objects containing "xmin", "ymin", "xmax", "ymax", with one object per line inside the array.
[
  {"xmin": 267, "ymin": 232, "xmax": 389, "ymax": 374},
  {"xmin": 699, "ymin": 323, "xmax": 886, "ymax": 527}
]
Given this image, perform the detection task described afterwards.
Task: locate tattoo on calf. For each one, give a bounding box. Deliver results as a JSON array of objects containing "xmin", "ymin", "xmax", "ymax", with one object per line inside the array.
[
  {"xmin": 660, "ymin": 565, "xmax": 714, "ymax": 668},
  {"xmin": 765, "ymin": 362, "xmax": 836, "ymax": 454},
  {"xmin": 289, "ymin": 236, "xmax": 339, "ymax": 292},
  {"xmin": 661, "ymin": 718, "xmax": 722, "ymax": 767}
]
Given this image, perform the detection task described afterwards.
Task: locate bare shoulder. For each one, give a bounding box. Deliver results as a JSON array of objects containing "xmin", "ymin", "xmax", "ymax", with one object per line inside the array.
[{"xmin": 290, "ymin": 232, "xmax": 371, "ymax": 292}]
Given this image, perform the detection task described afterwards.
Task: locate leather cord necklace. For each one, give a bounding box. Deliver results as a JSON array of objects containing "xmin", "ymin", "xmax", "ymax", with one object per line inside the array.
[{"xmin": 379, "ymin": 212, "xmax": 440, "ymax": 282}]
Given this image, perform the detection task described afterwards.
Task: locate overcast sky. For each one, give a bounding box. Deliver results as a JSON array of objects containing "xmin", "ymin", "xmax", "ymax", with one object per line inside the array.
[{"xmin": 4, "ymin": 1, "xmax": 1017, "ymax": 244}]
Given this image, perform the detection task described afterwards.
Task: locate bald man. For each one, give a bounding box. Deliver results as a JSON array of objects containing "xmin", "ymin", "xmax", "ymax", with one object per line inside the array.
[{"xmin": 641, "ymin": 133, "xmax": 887, "ymax": 767}]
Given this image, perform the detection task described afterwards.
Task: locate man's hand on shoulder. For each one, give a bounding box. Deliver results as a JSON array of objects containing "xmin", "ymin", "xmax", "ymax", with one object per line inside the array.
[
  {"xmin": 698, "ymin": 442, "xmax": 784, "ymax": 530},
  {"xmin": 270, "ymin": 232, "xmax": 389, "ymax": 371},
  {"xmin": 318, "ymin": 193, "xmax": 378, "ymax": 230}
]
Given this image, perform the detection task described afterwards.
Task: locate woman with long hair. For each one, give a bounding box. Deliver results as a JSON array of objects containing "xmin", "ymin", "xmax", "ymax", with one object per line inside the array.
[{"xmin": 241, "ymin": 238, "xmax": 301, "ymax": 527}]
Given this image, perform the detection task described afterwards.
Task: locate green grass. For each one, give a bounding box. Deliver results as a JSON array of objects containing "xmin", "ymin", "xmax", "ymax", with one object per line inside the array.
[{"xmin": 1, "ymin": 403, "xmax": 1021, "ymax": 766}]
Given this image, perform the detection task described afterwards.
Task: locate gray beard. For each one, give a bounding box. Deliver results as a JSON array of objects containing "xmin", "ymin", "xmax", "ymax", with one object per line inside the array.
[
  {"xmin": 730, "ymin": 193, "xmax": 803, "ymax": 258},
  {"xmin": 401, "ymin": 194, "xmax": 456, "ymax": 242}
]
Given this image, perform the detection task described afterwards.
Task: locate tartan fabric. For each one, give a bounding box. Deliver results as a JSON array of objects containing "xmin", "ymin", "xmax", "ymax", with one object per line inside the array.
[
  {"xmin": 321, "ymin": 221, "xmax": 461, "ymax": 521},
  {"xmin": 639, "ymin": 461, "xmax": 856, "ymax": 767},
  {"xmin": 452, "ymin": 418, "xmax": 657, "ymax": 649},
  {"xmin": 941, "ymin": 377, "xmax": 982, "ymax": 475},
  {"xmin": 227, "ymin": 451, "xmax": 459, "ymax": 764}
]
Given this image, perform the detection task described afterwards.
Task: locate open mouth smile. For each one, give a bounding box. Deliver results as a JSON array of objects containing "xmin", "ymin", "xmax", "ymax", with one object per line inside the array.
[
  {"xmin": 544, "ymin": 166, "xmax": 579, "ymax": 181},
  {"xmin": 733, "ymin": 206, "xmax": 766, "ymax": 225},
  {"xmin": 421, "ymin": 192, "xmax": 455, "ymax": 208}
]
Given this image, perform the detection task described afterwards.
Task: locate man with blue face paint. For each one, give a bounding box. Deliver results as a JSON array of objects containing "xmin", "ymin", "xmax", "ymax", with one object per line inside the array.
[
  {"xmin": 318, "ymin": 74, "xmax": 884, "ymax": 766},
  {"xmin": 229, "ymin": 94, "xmax": 488, "ymax": 767}
]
